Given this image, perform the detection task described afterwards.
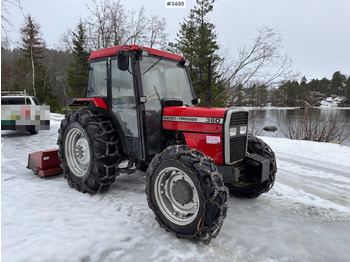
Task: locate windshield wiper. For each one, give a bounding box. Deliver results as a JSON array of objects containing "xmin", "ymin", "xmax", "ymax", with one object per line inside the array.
[{"xmin": 142, "ymin": 56, "xmax": 165, "ymax": 76}]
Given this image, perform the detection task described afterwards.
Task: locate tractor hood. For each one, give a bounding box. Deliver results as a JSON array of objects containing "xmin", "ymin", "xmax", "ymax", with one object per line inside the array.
[{"xmin": 162, "ymin": 106, "xmax": 228, "ymax": 134}]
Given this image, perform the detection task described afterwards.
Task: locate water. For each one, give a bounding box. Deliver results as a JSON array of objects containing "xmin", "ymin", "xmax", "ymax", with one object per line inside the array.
[{"xmin": 244, "ymin": 108, "xmax": 350, "ymax": 146}]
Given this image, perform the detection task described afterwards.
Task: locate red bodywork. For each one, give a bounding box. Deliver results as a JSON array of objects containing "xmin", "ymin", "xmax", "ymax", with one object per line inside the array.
[
  {"xmin": 27, "ymin": 149, "xmax": 62, "ymax": 177},
  {"xmin": 75, "ymin": 98, "xmax": 108, "ymax": 109},
  {"xmin": 163, "ymin": 106, "xmax": 228, "ymax": 165},
  {"xmin": 27, "ymin": 46, "xmax": 230, "ymax": 177},
  {"xmin": 89, "ymin": 45, "xmax": 184, "ymax": 61}
]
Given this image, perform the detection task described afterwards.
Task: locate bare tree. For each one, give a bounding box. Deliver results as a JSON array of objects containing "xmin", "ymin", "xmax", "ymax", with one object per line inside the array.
[
  {"xmin": 282, "ymin": 109, "xmax": 349, "ymax": 144},
  {"xmin": 146, "ymin": 15, "xmax": 168, "ymax": 49},
  {"xmin": 84, "ymin": 0, "xmax": 168, "ymax": 50},
  {"xmin": 108, "ymin": 0, "xmax": 127, "ymax": 46},
  {"xmin": 1, "ymin": 0, "xmax": 24, "ymax": 38},
  {"xmin": 86, "ymin": 0, "xmax": 113, "ymax": 49},
  {"xmin": 125, "ymin": 7, "xmax": 147, "ymax": 45},
  {"xmin": 222, "ymin": 26, "xmax": 296, "ymax": 106}
]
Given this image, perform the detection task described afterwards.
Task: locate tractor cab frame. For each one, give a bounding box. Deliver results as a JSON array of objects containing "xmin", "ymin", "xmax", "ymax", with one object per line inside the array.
[{"xmin": 72, "ymin": 45, "xmax": 197, "ymax": 163}]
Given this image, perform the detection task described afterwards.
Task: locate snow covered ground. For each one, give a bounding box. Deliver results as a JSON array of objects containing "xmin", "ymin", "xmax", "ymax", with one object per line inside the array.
[{"xmin": 2, "ymin": 113, "xmax": 350, "ymax": 262}]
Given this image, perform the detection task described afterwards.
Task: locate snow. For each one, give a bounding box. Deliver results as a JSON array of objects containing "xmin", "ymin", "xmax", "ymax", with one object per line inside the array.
[
  {"xmin": 2, "ymin": 113, "xmax": 350, "ymax": 262},
  {"xmin": 320, "ymin": 96, "xmax": 347, "ymax": 107}
]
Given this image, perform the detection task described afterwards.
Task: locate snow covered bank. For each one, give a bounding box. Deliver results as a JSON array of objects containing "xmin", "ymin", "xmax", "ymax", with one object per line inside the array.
[{"xmin": 2, "ymin": 114, "xmax": 350, "ymax": 262}]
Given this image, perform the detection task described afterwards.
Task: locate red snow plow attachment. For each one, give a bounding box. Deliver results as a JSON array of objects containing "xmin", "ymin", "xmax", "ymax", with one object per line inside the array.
[{"xmin": 27, "ymin": 149, "xmax": 62, "ymax": 177}]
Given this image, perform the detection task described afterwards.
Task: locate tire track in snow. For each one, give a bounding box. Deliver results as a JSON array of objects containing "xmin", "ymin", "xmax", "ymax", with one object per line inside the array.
[
  {"xmin": 277, "ymin": 154, "xmax": 350, "ymax": 178},
  {"xmin": 267, "ymin": 156, "xmax": 350, "ymax": 222}
]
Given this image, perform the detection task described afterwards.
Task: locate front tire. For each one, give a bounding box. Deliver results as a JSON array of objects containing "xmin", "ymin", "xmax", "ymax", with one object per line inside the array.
[
  {"xmin": 146, "ymin": 145, "xmax": 228, "ymax": 244},
  {"xmin": 57, "ymin": 108, "xmax": 121, "ymax": 194}
]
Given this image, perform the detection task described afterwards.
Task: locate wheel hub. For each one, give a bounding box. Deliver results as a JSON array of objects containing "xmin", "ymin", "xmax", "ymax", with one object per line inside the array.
[
  {"xmin": 154, "ymin": 167, "xmax": 200, "ymax": 226},
  {"xmin": 64, "ymin": 127, "xmax": 91, "ymax": 177},
  {"xmin": 172, "ymin": 180, "xmax": 193, "ymax": 205},
  {"xmin": 75, "ymin": 137, "xmax": 90, "ymax": 165}
]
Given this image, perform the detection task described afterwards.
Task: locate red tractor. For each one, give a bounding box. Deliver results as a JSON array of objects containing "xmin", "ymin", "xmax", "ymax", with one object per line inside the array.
[{"xmin": 31, "ymin": 45, "xmax": 277, "ymax": 243}]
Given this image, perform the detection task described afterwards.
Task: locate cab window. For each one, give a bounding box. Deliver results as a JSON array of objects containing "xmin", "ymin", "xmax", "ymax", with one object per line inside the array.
[{"xmin": 87, "ymin": 60, "xmax": 107, "ymax": 97}]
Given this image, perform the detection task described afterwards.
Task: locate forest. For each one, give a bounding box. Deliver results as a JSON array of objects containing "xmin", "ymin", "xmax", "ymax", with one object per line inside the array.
[{"xmin": 2, "ymin": 0, "xmax": 350, "ymax": 112}]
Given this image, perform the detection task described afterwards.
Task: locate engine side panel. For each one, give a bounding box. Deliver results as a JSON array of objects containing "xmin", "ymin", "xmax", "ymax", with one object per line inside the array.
[
  {"xmin": 163, "ymin": 106, "xmax": 228, "ymax": 164},
  {"xmin": 162, "ymin": 106, "xmax": 226, "ymax": 134},
  {"xmin": 183, "ymin": 132, "xmax": 224, "ymax": 164}
]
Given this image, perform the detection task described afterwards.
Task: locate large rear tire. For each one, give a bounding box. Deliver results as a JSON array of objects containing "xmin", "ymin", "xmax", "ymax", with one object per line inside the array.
[
  {"xmin": 57, "ymin": 108, "xmax": 121, "ymax": 194},
  {"xmin": 146, "ymin": 145, "xmax": 228, "ymax": 244},
  {"xmin": 226, "ymin": 135, "xmax": 277, "ymax": 198}
]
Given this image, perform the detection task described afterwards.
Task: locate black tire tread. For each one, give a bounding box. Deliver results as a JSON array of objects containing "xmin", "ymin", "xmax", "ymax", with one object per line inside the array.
[
  {"xmin": 57, "ymin": 108, "xmax": 121, "ymax": 194},
  {"xmin": 226, "ymin": 135, "xmax": 277, "ymax": 198},
  {"xmin": 146, "ymin": 145, "xmax": 228, "ymax": 244}
]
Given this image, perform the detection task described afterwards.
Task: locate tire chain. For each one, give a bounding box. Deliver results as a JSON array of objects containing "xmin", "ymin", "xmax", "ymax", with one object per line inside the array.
[
  {"xmin": 146, "ymin": 145, "xmax": 229, "ymax": 244},
  {"xmin": 227, "ymin": 135, "xmax": 277, "ymax": 198},
  {"xmin": 57, "ymin": 108, "xmax": 121, "ymax": 194}
]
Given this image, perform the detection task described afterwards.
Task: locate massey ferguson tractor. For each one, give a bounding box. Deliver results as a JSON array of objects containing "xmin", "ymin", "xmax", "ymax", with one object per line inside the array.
[{"xmin": 28, "ymin": 45, "xmax": 277, "ymax": 244}]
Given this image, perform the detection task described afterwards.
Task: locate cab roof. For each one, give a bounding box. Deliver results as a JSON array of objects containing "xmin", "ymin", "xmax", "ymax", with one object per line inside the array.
[{"xmin": 89, "ymin": 45, "xmax": 184, "ymax": 62}]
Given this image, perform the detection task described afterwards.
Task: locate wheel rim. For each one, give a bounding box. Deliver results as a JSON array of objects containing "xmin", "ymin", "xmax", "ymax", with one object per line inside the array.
[
  {"xmin": 64, "ymin": 127, "xmax": 91, "ymax": 177},
  {"xmin": 154, "ymin": 167, "xmax": 200, "ymax": 226}
]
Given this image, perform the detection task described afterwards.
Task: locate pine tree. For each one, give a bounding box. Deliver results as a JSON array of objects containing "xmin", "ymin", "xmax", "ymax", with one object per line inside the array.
[
  {"xmin": 19, "ymin": 15, "xmax": 46, "ymax": 98},
  {"xmin": 66, "ymin": 21, "xmax": 90, "ymax": 98},
  {"xmin": 169, "ymin": 0, "xmax": 226, "ymax": 107},
  {"xmin": 330, "ymin": 71, "xmax": 346, "ymax": 96}
]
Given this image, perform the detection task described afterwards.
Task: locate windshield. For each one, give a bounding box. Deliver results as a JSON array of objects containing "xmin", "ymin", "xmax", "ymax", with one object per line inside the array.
[{"xmin": 140, "ymin": 57, "xmax": 194, "ymax": 106}]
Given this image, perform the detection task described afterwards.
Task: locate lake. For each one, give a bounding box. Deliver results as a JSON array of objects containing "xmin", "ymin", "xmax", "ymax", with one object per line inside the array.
[{"xmin": 241, "ymin": 107, "xmax": 350, "ymax": 146}]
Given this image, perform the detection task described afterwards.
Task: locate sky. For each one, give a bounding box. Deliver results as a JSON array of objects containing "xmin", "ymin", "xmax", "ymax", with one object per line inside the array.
[{"xmin": 1, "ymin": 0, "xmax": 350, "ymax": 80}]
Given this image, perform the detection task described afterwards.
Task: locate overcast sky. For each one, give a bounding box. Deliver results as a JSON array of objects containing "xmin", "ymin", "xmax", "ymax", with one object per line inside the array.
[{"xmin": 2, "ymin": 0, "xmax": 350, "ymax": 80}]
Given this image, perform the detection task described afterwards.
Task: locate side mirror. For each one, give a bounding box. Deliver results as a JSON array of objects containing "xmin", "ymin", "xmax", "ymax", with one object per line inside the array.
[
  {"xmin": 195, "ymin": 68, "xmax": 202, "ymax": 83},
  {"xmin": 118, "ymin": 51, "xmax": 129, "ymax": 71},
  {"xmin": 191, "ymin": 98, "xmax": 201, "ymax": 105}
]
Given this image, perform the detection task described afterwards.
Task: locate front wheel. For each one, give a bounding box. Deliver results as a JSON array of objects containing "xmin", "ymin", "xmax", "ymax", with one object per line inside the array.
[{"xmin": 146, "ymin": 145, "xmax": 228, "ymax": 244}]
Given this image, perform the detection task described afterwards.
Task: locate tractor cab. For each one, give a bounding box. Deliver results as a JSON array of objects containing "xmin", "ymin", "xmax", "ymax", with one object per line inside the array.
[{"xmin": 82, "ymin": 45, "xmax": 197, "ymax": 161}]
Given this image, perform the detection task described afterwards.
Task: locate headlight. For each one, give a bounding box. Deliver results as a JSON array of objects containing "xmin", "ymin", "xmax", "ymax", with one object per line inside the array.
[
  {"xmin": 240, "ymin": 126, "xmax": 247, "ymax": 135},
  {"xmin": 230, "ymin": 127, "xmax": 237, "ymax": 136}
]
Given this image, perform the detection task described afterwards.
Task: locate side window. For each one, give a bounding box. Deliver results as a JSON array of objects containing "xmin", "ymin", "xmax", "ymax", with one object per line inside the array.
[
  {"xmin": 87, "ymin": 60, "xmax": 107, "ymax": 97},
  {"xmin": 2, "ymin": 97, "xmax": 30, "ymax": 105},
  {"xmin": 32, "ymin": 97, "xmax": 42, "ymax": 105},
  {"xmin": 111, "ymin": 59, "xmax": 134, "ymax": 103},
  {"xmin": 110, "ymin": 58, "xmax": 138, "ymax": 137}
]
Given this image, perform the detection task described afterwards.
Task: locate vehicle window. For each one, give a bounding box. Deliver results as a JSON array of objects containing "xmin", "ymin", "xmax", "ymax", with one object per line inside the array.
[
  {"xmin": 140, "ymin": 57, "xmax": 194, "ymax": 107},
  {"xmin": 87, "ymin": 60, "xmax": 107, "ymax": 97},
  {"xmin": 1, "ymin": 97, "xmax": 31, "ymax": 105},
  {"xmin": 32, "ymin": 97, "xmax": 42, "ymax": 105},
  {"xmin": 110, "ymin": 58, "xmax": 138, "ymax": 137}
]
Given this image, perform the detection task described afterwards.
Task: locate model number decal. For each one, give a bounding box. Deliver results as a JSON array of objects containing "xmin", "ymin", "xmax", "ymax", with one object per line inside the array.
[
  {"xmin": 163, "ymin": 116, "xmax": 223, "ymax": 124},
  {"xmin": 205, "ymin": 117, "xmax": 222, "ymax": 124}
]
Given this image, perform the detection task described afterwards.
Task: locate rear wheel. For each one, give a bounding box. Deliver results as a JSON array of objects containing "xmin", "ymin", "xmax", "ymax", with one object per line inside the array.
[
  {"xmin": 146, "ymin": 145, "xmax": 228, "ymax": 244},
  {"xmin": 27, "ymin": 127, "xmax": 38, "ymax": 135},
  {"xmin": 57, "ymin": 108, "xmax": 121, "ymax": 194},
  {"xmin": 225, "ymin": 135, "xmax": 277, "ymax": 198}
]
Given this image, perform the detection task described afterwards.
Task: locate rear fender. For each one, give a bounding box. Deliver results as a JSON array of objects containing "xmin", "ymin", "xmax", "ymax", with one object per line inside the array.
[{"xmin": 69, "ymin": 98, "xmax": 108, "ymax": 110}]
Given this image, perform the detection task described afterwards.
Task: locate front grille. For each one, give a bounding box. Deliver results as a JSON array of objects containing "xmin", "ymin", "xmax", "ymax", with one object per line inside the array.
[
  {"xmin": 230, "ymin": 112, "xmax": 249, "ymax": 125},
  {"xmin": 230, "ymin": 136, "xmax": 247, "ymax": 162},
  {"xmin": 225, "ymin": 111, "xmax": 248, "ymax": 164}
]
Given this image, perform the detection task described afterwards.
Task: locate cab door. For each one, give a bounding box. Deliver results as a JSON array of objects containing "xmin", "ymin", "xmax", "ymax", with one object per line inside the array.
[{"xmin": 110, "ymin": 57, "xmax": 144, "ymax": 159}]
